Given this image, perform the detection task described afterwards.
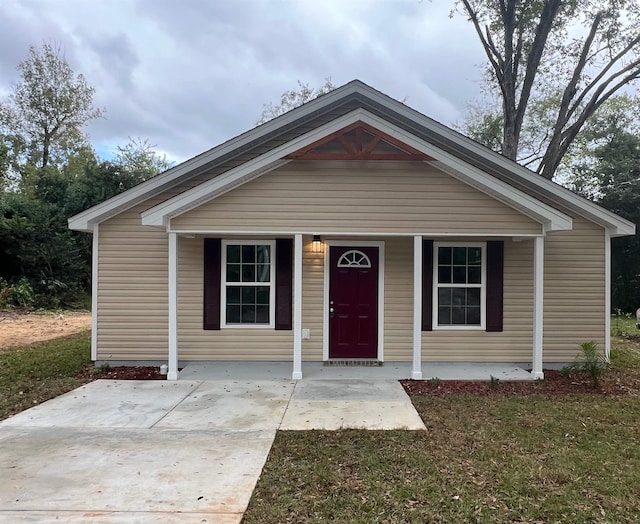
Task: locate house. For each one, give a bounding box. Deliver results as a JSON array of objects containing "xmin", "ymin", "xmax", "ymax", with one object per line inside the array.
[{"xmin": 68, "ymin": 80, "xmax": 635, "ymax": 381}]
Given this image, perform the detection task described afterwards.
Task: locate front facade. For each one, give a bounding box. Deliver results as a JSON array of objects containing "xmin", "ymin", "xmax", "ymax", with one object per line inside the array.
[{"xmin": 70, "ymin": 81, "xmax": 634, "ymax": 380}]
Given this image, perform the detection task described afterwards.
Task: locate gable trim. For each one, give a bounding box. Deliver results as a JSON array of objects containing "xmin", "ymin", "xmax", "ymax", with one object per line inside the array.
[{"xmin": 143, "ymin": 109, "xmax": 571, "ymax": 233}]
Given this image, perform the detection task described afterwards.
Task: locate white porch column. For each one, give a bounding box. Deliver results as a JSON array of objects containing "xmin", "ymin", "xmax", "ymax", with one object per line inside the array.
[
  {"xmin": 532, "ymin": 236, "xmax": 544, "ymax": 380},
  {"xmin": 292, "ymin": 233, "xmax": 303, "ymax": 380},
  {"xmin": 412, "ymin": 235, "xmax": 423, "ymax": 379},
  {"xmin": 605, "ymin": 229, "xmax": 611, "ymax": 361},
  {"xmin": 91, "ymin": 224, "xmax": 99, "ymax": 361},
  {"xmin": 167, "ymin": 232, "xmax": 178, "ymax": 380}
]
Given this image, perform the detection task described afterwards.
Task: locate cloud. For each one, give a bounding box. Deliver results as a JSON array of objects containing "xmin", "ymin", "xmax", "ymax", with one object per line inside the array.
[{"xmin": 0, "ymin": 0, "xmax": 487, "ymax": 163}]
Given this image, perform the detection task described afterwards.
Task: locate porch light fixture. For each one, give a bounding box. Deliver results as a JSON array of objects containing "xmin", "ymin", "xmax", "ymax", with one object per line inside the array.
[{"xmin": 312, "ymin": 235, "xmax": 323, "ymax": 253}]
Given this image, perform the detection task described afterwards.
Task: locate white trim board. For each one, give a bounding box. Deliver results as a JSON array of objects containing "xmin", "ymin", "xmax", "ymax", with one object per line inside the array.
[
  {"xmin": 169, "ymin": 230, "xmax": 546, "ymax": 237},
  {"xmin": 90, "ymin": 224, "xmax": 99, "ymax": 361},
  {"xmin": 323, "ymin": 240, "xmax": 385, "ymax": 362}
]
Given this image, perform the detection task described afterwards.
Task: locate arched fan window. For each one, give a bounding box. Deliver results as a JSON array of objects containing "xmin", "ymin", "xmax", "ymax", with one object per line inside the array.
[{"xmin": 337, "ymin": 250, "xmax": 372, "ymax": 268}]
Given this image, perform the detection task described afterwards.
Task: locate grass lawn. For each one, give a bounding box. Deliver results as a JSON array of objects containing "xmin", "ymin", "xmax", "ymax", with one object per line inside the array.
[
  {"xmin": 244, "ymin": 333, "xmax": 640, "ymax": 523},
  {"xmin": 3, "ymin": 316, "xmax": 640, "ymax": 521},
  {"xmin": 0, "ymin": 332, "xmax": 92, "ymax": 420}
]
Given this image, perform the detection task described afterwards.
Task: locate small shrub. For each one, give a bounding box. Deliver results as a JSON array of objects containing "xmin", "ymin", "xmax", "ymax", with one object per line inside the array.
[
  {"xmin": 429, "ymin": 377, "xmax": 442, "ymax": 387},
  {"xmin": 0, "ymin": 277, "xmax": 35, "ymax": 309},
  {"xmin": 490, "ymin": 375, "xmax": 500, "ymax": 388},
  {"xmin": 562, "ymin": 341, "xmax": 608, "ymax": 388}
]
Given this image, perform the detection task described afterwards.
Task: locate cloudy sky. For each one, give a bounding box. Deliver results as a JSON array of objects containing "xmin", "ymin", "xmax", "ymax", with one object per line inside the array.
[{"xmin": 0, "ymin": 0, "xmax": 487, "ymax": 163}]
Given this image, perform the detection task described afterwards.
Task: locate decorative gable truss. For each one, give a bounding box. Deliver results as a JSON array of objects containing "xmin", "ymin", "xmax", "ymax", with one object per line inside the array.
[{"xmin": 286, "ymin": 121, "xmax": 433, "ymax": 161}]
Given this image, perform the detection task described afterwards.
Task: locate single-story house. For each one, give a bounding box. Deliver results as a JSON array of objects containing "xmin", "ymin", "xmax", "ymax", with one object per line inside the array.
[{"xmin": 69, "ymin": 80, "xmax": 635, "ymax": 380}]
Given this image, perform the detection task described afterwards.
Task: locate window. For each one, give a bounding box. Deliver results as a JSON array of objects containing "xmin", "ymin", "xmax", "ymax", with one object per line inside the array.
[
  {"xmin": 221, "ymin": 241, "xmax": 275, "ymax": 327},
  {"xmin": 434, "ymin": 243, "xmax": 485, "ymax": 328}
]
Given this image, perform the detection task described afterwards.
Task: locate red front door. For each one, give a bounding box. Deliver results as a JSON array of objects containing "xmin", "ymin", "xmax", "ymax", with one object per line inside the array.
[{"xmin": 329, "ymin": 246, "xmax": 379, "ymax": 359}]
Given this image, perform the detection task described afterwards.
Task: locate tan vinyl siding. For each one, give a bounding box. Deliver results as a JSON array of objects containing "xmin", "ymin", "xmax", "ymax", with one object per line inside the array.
[
  {"xmin": 97, "ymin": 202, "xmax": 170, "ymax": 360},
  {"xmin": 171, "ymin": 161, "xmax": 542, "ymax": 235},
  {"xmin": 543, "ymin": 217, "xmax": 605, "ymax": 361},
  {"xmin": 422, "ymin": 238, "xmax": 534, "ymax": 362},
  {"xmin": 382, "ymin": 237, "xmax": 413, "ymax": 360},
  {"xmin": 301, "ymin": 239, "xmax": 324, "ymax": 360},
  {"xmin": 177, "ymin": 236, "xmax": 292, "ymax": 360}
]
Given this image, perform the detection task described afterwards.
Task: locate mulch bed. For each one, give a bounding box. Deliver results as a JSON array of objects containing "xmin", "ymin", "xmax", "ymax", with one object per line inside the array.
[
  {"xmin": 79, "ymin": 366, "xmax": 166, "ymax": 380},
  {"xmin": 401, "ymin": 369, "xmax": 625, "ymax": 396}
]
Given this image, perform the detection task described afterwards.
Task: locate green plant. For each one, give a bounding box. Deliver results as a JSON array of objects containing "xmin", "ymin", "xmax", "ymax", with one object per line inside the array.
[
  {"xmin": 562, "ymin": 341, "xmax": 608, "ymax": 388},
  {"xmin": 429, "ymin": 377, "xmax": 442, "ymax": 387},
  {"xmin": 490, "ymin": 375, "xmax": 500, "ymax": 388},
  {"xmin": 0, "ymin": 277, "xmax": 35, "ymax": 309}
]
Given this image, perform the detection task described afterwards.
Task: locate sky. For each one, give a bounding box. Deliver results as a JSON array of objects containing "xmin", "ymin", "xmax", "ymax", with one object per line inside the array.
[{"xmin": 0, "ymin": 0, "xmax": 487, "ymax": 164}]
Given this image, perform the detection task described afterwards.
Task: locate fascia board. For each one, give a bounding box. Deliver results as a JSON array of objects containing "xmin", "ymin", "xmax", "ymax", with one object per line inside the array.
[
  {"xmin": 69, "ymin": 82, "xmax": 366, "ymax": 232},
  {"xmin": 141, "ymin": 109, "xmax": 373, "ymax": 226},
  {"xmin": 355, "ymin": 83, "xmax": 633, "ymax": 235},
  {"xmin": 356, "ymin": 112, "xmax": 573, "ymax": 232}
]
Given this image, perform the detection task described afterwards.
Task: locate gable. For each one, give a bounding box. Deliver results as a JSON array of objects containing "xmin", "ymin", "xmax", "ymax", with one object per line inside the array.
[
  {"xmin": 141, "ymin": 110, "xmax": 572, "ymax": 232},
  {"xmin": 69, "ymin": 80, "xmax": 633, "ymax": 237},
  {"xmin": 170, "ymin": 161, "xmax": 543, "ymax": 235}
]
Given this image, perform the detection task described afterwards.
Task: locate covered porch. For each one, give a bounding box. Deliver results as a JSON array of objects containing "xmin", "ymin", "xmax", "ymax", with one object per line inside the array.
[{"xmin": 164, "ymin": 231, "xmax": 549, "ymax": 382}]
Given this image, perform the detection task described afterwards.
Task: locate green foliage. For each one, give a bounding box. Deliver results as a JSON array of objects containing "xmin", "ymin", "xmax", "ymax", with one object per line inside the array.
[
  {"xmin": 0, "ymin": 43, "xmax": 103, "ymax": 172},
  {"xmin": 429, "ymin": 376, "xmax": 442, "ymax": 387},
  {"xmin": 611, "ymin": 313, "xmax": 640, "ymax": 340},
  {"xmin": 0, "ymin": 277, "xmax": 35, "ymax": 308},
  {"xmin": 115, "ymin": 137, "xmax": 174, "ymax": 180},
  {"xmin": 562, "ymin": 341, "xmax": 608, "ymax": 388}
]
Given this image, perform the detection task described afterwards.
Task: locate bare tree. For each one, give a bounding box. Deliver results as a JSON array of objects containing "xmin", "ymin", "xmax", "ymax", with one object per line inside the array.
[{"xmin": 458, "ymin": 0, "xmax": 640, "ymax": 179}]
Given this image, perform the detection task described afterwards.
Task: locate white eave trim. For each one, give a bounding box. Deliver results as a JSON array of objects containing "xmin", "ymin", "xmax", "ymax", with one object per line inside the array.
[{"xmin": 143, "ymin": 108, "xmax": 572, "ymax": 233}]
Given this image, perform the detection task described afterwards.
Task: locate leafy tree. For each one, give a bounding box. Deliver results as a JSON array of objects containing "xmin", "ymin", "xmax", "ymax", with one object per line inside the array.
[
  {"xmin": 457, "ymin": 0, "xmax": 640, "ymax": 179},
  {"xmin": 0, "ymin": 43, "xmax": 103, "ymax": 172},
  {"xmin": 115, "ymin": 137, "xmax": 174, "ymax": 180},
  {"xmin": 256, "ymin": 78, "xmax": 336, "ymax": 125}
]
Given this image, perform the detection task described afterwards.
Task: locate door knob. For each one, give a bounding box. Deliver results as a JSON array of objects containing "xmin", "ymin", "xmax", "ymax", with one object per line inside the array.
[{"xmin": 329, "ymin": 307, "xmax": 335, "ymax": 318}]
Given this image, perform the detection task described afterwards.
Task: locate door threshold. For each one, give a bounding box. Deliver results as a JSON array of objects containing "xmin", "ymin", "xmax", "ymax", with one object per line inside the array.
[{"xmin": 324, "ymin": 359, "xmax": 383, "ymax": 367}]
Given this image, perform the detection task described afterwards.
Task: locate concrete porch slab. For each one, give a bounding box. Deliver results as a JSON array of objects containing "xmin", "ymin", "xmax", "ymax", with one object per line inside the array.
[
  {"xmin": 281, "ymin": 380, "xmax": 426, "ymax": 430},
  {"xmin": 179, "ymin": 361, "xmax": 534, "ymax": 381}
]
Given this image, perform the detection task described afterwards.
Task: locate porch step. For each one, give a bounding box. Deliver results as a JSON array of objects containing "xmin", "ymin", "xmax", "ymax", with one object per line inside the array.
[{"xmin": 324, "ymin": 360, "xmax": 383, "ymax": 367}]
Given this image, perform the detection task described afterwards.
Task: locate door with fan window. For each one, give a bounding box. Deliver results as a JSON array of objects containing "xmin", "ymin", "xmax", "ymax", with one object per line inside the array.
[{"xmin": 328, "ymin": 246, "xmax": 379, "ymax": 358}]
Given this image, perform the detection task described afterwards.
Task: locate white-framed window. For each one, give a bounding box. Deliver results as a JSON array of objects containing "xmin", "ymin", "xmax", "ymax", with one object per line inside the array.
[
  {"xmin": 337, "ymin": 249, "xmax": 372, "ymax": 268},
  {"xmin": 433, "ymin": 242, "xmax": 486, "ymax": 329},
  {"xmin": 221, "ymin": 240, "xmax": 275, "ymax": 328}
]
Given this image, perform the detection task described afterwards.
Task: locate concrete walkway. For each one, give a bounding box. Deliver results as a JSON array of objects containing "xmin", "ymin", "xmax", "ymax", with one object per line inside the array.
[{"xmin": 0, "ymin": 378, "xmax": 424, "ymax": 523}]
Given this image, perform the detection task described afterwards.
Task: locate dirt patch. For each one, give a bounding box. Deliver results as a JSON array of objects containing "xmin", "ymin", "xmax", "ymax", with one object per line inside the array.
[
  {"xmin": 401, "ymin": 369, "xmax": 627, "ymax": 397},
  {"xmin": 0, "ymin": 310, "xmax": 92, "ymax": 350}
]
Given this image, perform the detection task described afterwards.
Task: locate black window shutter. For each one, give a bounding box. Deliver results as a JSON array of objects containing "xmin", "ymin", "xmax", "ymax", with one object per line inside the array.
[
  {"xmin": 275, "ymin": 238, "xmax": 293, "ymax": 330},
  {"xmin": 486, "ymin": 240, "xmax": 504, "ymax": 332},
  {"xmin": 422, "ymin": 240, "xmax": 433, "ymax": 331},
  {"xmin": 203, "ymin": 238, "xmax": 221, "ymax": 330}
]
